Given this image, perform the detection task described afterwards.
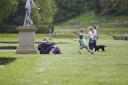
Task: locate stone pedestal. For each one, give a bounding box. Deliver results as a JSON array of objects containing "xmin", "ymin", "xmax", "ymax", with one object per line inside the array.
[{"xmin": 16, "ymin": 26, "xmax": 38, "ymax": 54}]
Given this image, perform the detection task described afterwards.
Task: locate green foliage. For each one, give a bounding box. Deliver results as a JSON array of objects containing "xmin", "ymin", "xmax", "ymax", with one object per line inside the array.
[
  {"xmin": 0, "ymin": 25, "xmax": 18, "ymax": 33},
  {"xmin": 33, "ymin": 0, "xmax": 57, "ymax": 25},
  {"xmin": 54, "ymin": 0, "xmax": 90, "ymax": 23},
  {"xmin": 61, "ymin": 11, "xmax": 128, "ymax": 27},
  {"xmin": 95, "ymin": 0, "xmax": 128, "ymax": 15},
  {"xmin": 0, "ymin": 0, "xmax": 57, "ymax": 25},
  {"xmin": 0, "ymin": 0, "xmax": 18, "ymax": 23},
  {"xmin": 0, "ymin": 0, "xmax": 128, "ymax": 33}
]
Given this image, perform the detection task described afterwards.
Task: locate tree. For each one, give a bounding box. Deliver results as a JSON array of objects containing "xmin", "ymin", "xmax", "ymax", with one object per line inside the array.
[
  {"xmin": 111, "ymin": 0, "xmax": 128, "ymax": 15},
  {"xmin": 34, "ymin": 0, "xmax": 57, "ymax": 25},
  {"xmin": 94, "ymin": 0, "xmax": 101, "ymax": 15},
  {"xmin": 1, "ymin": 0, "xmax": 57, "ymax": 26},
  {"xmin": 94, "ymin": 0, "xmax": 128, "ymax": 15},
  {"xmin": 54, "ymin": 0, "xmax": 89, "ymax": 23},
  {"xmin": 0, "ymin": 0, "xmax": 18, "ymax": 23}
]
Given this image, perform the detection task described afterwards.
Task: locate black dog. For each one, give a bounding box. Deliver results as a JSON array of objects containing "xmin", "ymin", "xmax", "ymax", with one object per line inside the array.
[{"xmin": 95, "ymin": 45, "xmax": 106, "ymax": 52}]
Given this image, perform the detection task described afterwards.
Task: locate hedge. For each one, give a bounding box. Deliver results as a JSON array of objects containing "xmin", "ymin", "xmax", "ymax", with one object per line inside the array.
[{"xmin": 0, "ymin": 25, "xmax": 53, "ymax": 33}]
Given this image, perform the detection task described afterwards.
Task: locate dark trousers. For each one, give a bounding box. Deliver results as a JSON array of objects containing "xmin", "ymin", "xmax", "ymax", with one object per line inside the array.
[
  {"xmin": 89, "ymin": 43, "xmax": 94, "ymax": 51},
  {"xmin": 89, "ymin": 38, "xmax": 94, "ymax": 50},
  {"xmin": 94, "ymin": 40, "xmax": 97, "ymax": 51}
]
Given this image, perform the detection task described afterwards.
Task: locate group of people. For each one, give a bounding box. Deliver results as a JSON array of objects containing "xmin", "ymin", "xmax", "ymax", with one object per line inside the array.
[
  {"xmin": 38, "ymin": 26, "xmax": 98, "ymax": 55},
  {"xmin": 74, "ymin": 26, "xmax": 98, "ymax": 54},
  {"xmin": 24, "ymin": 0, "xmax": 97, "ymax": 55}
]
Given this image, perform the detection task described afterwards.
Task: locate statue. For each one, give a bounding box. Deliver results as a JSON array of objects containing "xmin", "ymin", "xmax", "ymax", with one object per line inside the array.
[{"xmin": 23, "ymin": 0, "xmax": 40, "ymax": 27}]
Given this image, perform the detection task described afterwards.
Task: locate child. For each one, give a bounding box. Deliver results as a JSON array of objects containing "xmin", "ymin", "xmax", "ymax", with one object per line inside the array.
[{"xmin": 78, "ymin": 35, "xmax": 93, "ymax": 54}]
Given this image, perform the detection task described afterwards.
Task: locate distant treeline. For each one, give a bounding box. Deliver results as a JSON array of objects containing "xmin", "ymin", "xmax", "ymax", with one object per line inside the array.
[
  {"xmin": 0, "ymin": 0, "xmax": 128, "ymax": 31},
  {"xmin": 54, "ymin": 0, "xmax": 128, "ymax": 23}
]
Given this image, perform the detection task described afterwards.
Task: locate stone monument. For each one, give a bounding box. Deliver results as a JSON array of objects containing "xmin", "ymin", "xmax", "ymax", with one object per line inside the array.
[{"xmin": 16, "ymin": 0, "xmax": 40, "ymax": 54}]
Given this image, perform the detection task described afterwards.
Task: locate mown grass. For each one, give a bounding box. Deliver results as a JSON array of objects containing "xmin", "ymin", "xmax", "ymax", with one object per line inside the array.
[
  {"xmin": 0, "ymin": 27, "xmax": 127, "ymax": 42},
  {"xmin": 61, "ymin": 11, "xmax": 128, "ymax": 27},
  {"xmin": 0, "ymin": 31, "xmax": 128, "ymax": 85}
]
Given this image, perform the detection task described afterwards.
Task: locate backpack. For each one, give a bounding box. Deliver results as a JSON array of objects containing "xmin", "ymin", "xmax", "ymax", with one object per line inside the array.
[{"xmin": 52, "ymin": 47, "xmax": 61, "ymax": 54}]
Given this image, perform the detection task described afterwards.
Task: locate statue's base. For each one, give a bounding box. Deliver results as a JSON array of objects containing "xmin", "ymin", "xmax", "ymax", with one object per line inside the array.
[
  {"xmin": 16, "ymin": 26, "xmax": 38, "ymax": 54},
  {"xmin": 16, "ymin": 48, "xmax": 38, "ymax": 54}
]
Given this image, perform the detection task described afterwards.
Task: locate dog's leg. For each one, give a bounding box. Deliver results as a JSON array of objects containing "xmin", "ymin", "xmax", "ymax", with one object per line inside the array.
[
  {"xmin": 95, "ymin": 47, "xmax": 97, "ymax": 52},
  {"xmin": 102, "ymin": 47, "xmax": 105, "ymax": 52}
]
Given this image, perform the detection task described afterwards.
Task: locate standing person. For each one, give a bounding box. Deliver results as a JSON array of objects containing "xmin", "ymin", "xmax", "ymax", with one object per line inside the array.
[
  {"xmin": 88, "ymin": 27, "xmax": 95, "ymax": 51},
  {"xmin": 93, "ymin": 26, "xmax": 98, "ymax": 51},
  {"xmin": 78, "ymin": 35, "xmax": 93, "ymax": 54},
  {"xmin": 24, "ymin": 0, "xmax": 40, "ymax": 26}
]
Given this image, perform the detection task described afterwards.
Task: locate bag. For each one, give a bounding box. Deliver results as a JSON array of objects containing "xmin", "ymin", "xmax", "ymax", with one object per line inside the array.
[{"xmin": 52, "ymin": 47, "xmax": 61, "ymax": 54}]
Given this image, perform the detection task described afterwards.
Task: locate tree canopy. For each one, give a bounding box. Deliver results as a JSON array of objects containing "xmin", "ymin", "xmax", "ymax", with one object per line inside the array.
[
  {"xmin": 54, "ymin": 0, "xmax": 89, "ymax": 23},
  {"xmin": 0, "ymin": 0, "xmax": 18, "ymax": 23},
  {"xmin": 0, "ymin": 0, "xmax": 128, "ymax": 26},
  {"xmin": 94, "ymin": 0, "xmax": 128, "ymax": 15},
  {"xmin": 0, "ymin": 0, "xmax": 56, "ymax": 25}
]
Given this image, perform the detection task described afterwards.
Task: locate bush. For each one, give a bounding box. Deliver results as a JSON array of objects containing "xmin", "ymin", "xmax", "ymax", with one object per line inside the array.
[
  {"xmin": 0, "ymin": 25, "xmax": 18, "ymax": 33},
  {"xmin": 0, "ymin": 25, "xmax": 53, "ymax": 33}
]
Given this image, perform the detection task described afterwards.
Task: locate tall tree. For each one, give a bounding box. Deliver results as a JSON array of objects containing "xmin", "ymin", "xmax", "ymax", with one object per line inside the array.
[
  {"xmin": 34, "ymin": 0, "xmax": 57, "ymax": 25},
  {"xmin": 94, "ymin": 0, "xmax": 128, "ymax": 15},
  {"xmin": 0, "ymin": 0, "xmax": 18, "ymax": 23},
  {"xmin": 54, "ymin": 0, "xmax": 89, "ymax": 23},
  {"xmin": 94, "ymin": 0, "xmax": 101, "ymax": 15},
  {"xmin": 1, "ymin": 0, "xmax": 57, "ymax": 26},
  {"xmin": 111, "ymin": 0, "xmax": 128, "ymax": 15}
]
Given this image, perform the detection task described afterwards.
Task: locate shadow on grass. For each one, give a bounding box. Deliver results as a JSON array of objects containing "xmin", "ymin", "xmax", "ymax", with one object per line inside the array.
[{"xmin": 0, "ymin": 57, "xmax": 16, "ymax": 65}]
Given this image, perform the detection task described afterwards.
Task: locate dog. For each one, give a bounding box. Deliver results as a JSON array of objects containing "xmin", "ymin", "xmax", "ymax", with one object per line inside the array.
[{"xmin": 95, "ymin": 45, "xmax": 107, "ymax": 52}]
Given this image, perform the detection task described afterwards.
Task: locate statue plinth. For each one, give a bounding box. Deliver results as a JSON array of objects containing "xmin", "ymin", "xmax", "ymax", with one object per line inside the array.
[{"xmin": 16, "ymin": 26, "xmax": 38, "ymax": 54}]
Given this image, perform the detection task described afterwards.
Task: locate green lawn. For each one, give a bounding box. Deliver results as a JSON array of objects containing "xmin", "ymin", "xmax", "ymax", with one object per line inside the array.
[
  {"xmin": 0, "ymin": 32, "xmax": 128, "ymax": 85},
  {"xmin": 61, "ymin": 11, "xmax": 128, "ymax": 27}
]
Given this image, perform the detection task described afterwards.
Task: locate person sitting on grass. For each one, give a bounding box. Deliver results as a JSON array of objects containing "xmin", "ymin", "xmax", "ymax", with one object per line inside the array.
[
  {"xmin": 38, "ymin": 37, "xmax": 55, "ymax": 54},
  {"xmin": 78, "ymin": 35, "xmax": 93, "ymax": 54}
]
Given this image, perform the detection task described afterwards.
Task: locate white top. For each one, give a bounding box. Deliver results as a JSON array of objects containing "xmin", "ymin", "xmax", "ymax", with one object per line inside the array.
[{"xmin": 89, "ymin": 31, "xmax": 94, "ymax": 39}]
